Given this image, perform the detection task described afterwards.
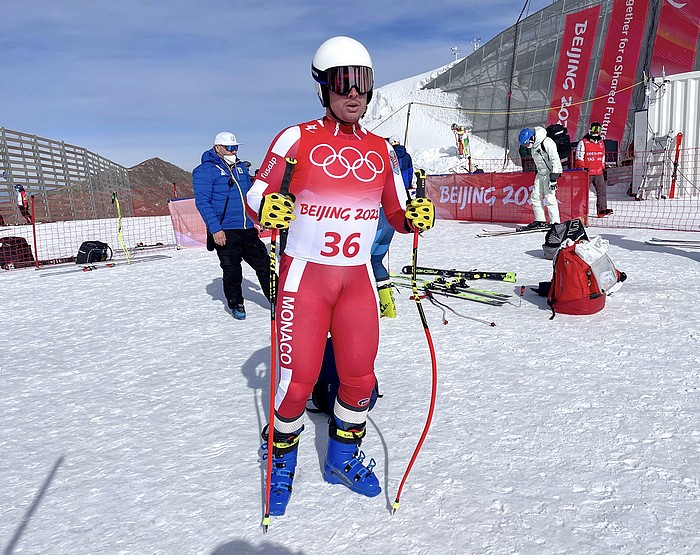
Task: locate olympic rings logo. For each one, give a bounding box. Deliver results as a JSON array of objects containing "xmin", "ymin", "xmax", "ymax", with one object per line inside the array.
[{"xmin": 309, "ymin": 143, "xmax": 384, "ymax": 182}]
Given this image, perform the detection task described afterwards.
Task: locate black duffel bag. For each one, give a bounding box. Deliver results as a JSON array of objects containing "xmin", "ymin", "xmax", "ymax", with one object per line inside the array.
[
  {"xmin": 76, "ymin": 241, "xmax": 113, "ymax": 264},
  {"xmin": 0, "ymin": 236, "xmax": 35, "ymax": 269},
  {"xmin": 542, "ymin": 219, "xmax": 588, "ymax": 260}
]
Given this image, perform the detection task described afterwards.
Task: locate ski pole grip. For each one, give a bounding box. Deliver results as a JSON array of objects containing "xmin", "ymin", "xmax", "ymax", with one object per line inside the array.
[
  {"xmin": 415, "ymin": 168, "xmax": 426, "ymax": 199},
  {"xmin": 280, "ymin": 158, "xmax": 297, "ymax": 197}
]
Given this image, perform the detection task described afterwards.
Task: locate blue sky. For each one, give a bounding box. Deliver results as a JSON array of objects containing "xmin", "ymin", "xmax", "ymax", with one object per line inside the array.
[{"xmin": 0, "ymin": 0, "xmax": 553, "ymax": 173}]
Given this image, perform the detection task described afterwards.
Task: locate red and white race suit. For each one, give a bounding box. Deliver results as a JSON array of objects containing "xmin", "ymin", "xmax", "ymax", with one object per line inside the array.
[{"xmin": 247, "ymin": 117, "xmax": 408, "ymax": 430}]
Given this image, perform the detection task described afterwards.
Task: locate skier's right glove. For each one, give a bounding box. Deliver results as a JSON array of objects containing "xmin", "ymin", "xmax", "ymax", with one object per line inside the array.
[
  {"xmin": 258, "ymin": 192, "xmax": 296, "ymax": 230},
  {"xmin": 549, "ymin": 172, "xmax": 561, "ymax": 191}
]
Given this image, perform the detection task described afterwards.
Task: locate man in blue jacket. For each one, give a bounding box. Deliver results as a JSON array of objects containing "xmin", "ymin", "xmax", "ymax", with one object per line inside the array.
[{"xmin": 193, "ymin": 132, "xmax": 270, "ymax": 320}]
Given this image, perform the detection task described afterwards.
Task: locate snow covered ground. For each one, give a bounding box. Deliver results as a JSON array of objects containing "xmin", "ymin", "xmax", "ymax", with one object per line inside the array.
[{"xmin": 2, "ymin": 220, "xmax": 699, "ymax": 555}]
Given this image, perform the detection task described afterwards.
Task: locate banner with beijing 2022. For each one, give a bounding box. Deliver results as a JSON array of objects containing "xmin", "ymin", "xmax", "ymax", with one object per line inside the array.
[
  {"xmin": 426, "ymin": 171, "xmax": 589, "ymax": 224},
  {"xmin": 546, "ymin": 5, "xmax": 601, "ymax": 132},
  {"xmin": 589, "ymin": 0, "xmax": 650, "ymax": 142}
]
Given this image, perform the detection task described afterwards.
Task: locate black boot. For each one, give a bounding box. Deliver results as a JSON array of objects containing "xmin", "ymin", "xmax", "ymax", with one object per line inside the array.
[{"xmin": 516, "ymin": 221, "xmax": 550, "ymax": 232}]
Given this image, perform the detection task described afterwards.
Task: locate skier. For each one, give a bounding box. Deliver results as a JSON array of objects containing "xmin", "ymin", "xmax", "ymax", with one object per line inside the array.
[
  {"xmin": 371, "ymin": 137, "xmax": 415, "ymax": 319},
  {"xmin": 451, "ymin": 123, "xmax": 469, "ymax": 159},
  {"xmin": 15, "ymin": 184, "xmax": 32, "ymax": 224},
  {"xmin": 575, "ymin": 121, "xmax": 613, "ymax": 217},
  {"xmin": 517, "ymin": 127, "xmax": 561, "ymax": 231},
  {"xmin": 246, "ymin": 36, "xmax": 435, "ymax": 516}
]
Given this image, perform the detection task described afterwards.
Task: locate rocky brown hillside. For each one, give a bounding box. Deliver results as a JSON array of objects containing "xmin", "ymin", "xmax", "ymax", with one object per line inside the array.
[{"xmin": 128, "ymin": 158, "xmax": 193, "ymax": 216}]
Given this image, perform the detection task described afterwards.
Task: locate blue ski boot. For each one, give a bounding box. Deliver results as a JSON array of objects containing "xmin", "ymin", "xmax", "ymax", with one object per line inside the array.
[
  {"xmin": 261, "ymin": 426, "xmax": 302, "ymax": 516},
  {"xmin": 323, "ymin": 419, "xmax": 381, "ymax": 497}
]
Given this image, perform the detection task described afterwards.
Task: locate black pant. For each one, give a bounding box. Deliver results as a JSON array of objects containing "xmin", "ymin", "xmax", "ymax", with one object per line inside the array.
[
  {"xmin": 19, "ymin": 205, "xmax": 32, "ymax": 224},
  {"xmin": 216, "ymin": 228, "xmax": 270, "ymax": 306}
]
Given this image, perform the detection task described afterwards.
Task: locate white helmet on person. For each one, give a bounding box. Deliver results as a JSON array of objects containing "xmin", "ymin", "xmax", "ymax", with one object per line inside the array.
[{"xmin": 311, "ymin": 36, "xmax": 374, "ymax": 108}]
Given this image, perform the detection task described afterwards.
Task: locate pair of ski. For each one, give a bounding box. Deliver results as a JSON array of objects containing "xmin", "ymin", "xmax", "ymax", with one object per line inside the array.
[
  {"xmin": 391, "ymin": 274, "xmax": 511, "ymax": 306},
  {"xmin": 477, "ymin": 227, "xmax": 550, "ymax": 238},
  {"xmin": 39, "ymin": 254, "xmax": 171, "ymax": 277},
  {"xmin": 644, "ymin": 237, "xmax": 700, "ymax": 248},
  {"xmin": 400, "ymin": 265, "xmax": 516, "ymax": 283}
]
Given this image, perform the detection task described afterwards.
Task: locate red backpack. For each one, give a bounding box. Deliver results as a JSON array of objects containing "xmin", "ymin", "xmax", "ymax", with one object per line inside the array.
[{"xmin": 547, "ymin": 242, "xmax": 605, "ymax": 318}]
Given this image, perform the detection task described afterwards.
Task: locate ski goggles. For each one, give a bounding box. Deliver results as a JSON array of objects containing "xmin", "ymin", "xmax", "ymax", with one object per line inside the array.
[
  {"xmin": 323, "ymin": 66, "xmax": 374, "ymax": 96},
  {"xmin": 221, "ymin": 145, "xmax": 239, "ymax": 152},
  {"xmin": 590, "ymin": 123, "xmax": 602, "ymax": 134}
]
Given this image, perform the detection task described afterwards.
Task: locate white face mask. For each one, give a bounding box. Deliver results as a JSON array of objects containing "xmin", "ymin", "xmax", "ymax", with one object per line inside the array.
[{"xmin": 223, "ymin": 153, "xmax": 238, "ymax": 164}]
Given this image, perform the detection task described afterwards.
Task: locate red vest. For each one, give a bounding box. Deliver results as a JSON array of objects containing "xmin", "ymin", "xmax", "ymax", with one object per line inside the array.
[{"xmin": 576, "ymin": 138, "xmax": 605, "ymax": 175}]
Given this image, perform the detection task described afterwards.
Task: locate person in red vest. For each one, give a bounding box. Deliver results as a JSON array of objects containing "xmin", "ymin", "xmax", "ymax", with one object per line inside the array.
[{"xmin": 575, "ymin": 122, "xmax": 613, "ymax": 217}]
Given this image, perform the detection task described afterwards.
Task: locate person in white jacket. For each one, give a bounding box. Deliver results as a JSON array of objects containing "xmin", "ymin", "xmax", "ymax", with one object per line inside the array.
[{"xmin": 517, "ymin": 126, "xmax": 561, "ymax": 230}]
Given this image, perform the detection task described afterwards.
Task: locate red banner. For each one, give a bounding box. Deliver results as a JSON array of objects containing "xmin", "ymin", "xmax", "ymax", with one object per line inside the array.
[
  {"xmin": 426, "ymin": 171, "xmax": 589, "ymax": 224},
  {"xmin": 590, "ymin": 0, "xmax": 651, "ymax": 142},
  {"xmin": 168, "ymin": 198, "xmax": 270, "ymax": 248},
  {"xmin": 650, "ymin": 0, "xmax": 700, "ymax": 77},
  {"xmin": 547, "ymin": 5, "xmax": 601, "ymax": 131}
]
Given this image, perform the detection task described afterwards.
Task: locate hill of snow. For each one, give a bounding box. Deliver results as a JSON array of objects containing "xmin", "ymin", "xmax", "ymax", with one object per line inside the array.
[{"xmin": 363, "ymin": 62, "xmax": 517, "ymax": 175}]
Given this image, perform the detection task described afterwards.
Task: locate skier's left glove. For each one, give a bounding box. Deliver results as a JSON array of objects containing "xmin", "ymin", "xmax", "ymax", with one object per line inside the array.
[
  {"xmin": 405, "ymin": 198, "xmax": 435, "ymax": 231},
  {"xmin": 258, "ymin": 192, "xmax": 296, "ymax": 229}
]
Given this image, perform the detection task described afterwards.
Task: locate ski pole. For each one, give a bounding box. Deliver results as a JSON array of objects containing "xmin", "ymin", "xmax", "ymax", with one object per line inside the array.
[
  {"xmin": 393, "ymin": 191, "xmax": 438, "ymax": 514},
  {"xmin": 262, "ymin": 157, "xmax": 296, "ymax": 532},
  {"xmin": 424, "ymin": 287, "xmax": 496, "ymax": 327},
  {"xmin": 111, "ymin": 192, "xmax": 132, "ymax": 265},
  {"xmin": 30, "ymin": 195, "xmax": 39, "ymax": 269},
  {"xmin": 262, "ymin": 226, "xmax": 279, "ymax": 533}
]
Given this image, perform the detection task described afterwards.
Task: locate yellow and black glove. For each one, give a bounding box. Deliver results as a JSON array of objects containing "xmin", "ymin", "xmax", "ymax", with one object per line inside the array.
[
  {"xmin": 258, "ymin": 192, "xmax": 296, "ymax": 230},
  {"xmin": 405, "ymin": 197, "xmax": 435, "ymax": 231}
]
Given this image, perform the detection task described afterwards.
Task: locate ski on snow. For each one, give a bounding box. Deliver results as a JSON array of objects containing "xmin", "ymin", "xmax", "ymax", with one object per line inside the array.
[
  {"xmin": 645, "ymin": 238, "xmax": 700, "ymax": 248},
  {"xmin": 477, "ymin": 227, "xmax": 550, "ymax": 238},
  {"xmin": 395, "ymin": 281, "xmax": 508, "ymax": 306},
  {"xmin": 391, "ymin": 274, "xmax": 511, "ymax": 306},
  {"xmin": 400, "ymin": 265, "xmax": 516, "ymax": 283},
  {"xmin": 39, "ymin": 254, "xmax": 172, "ymax": 276},
  {"xmin": 392, "ymin": 273, "xmax": 511, "ymax": 298},
  {"xmin": 397, "ymin": 281, "xmax": 508, "ymax": 306}
]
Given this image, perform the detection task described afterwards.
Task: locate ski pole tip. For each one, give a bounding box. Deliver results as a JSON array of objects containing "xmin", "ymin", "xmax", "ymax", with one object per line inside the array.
[
  {"xmin": 262, "ymin": 516, "xmax": 270, "ymax": 533},
  {"xmin": 391, "ymin": 500, "xmax": 400, "ymax": 514}
]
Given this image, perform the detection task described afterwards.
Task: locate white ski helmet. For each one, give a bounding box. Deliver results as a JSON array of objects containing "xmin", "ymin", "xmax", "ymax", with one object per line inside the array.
[{"xmin": 311, "ymin": 36, "xmax": 374, "ymax": 107}]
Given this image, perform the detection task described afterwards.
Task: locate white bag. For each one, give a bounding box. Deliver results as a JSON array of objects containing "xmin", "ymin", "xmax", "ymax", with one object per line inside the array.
[{"xmin": 575, "ymin": 237, "xmax": 623, "ymax": 294}]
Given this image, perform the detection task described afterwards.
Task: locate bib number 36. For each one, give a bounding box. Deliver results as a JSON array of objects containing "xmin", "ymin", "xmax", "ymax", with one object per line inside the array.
[{"xmin": 321, "ymin": 232, "xmax": 361, "ymax": 258}]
